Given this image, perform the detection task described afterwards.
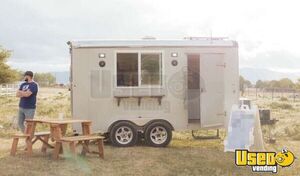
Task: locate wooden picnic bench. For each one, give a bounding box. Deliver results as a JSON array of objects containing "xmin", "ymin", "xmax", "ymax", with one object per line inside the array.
[
  {"xmin": 10, "ymin": 119, "xmax": 105, "ymax": 159},
  {"xmin": 10, "ymin": 119, "xmax": 51, "ymax": 156},
  {"xmin": 10, "ymin": 132, "xmax": 51, "ymax": 156},
  {"xmin": 53, "ymin": 135, "xmax": 104, "ymax": 159}
]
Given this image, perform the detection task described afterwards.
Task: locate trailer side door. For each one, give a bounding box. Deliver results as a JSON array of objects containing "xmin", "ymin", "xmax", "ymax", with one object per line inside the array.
[{"xmin": 200, "ymin": 53, "xmax": 225, "ymax": 128}]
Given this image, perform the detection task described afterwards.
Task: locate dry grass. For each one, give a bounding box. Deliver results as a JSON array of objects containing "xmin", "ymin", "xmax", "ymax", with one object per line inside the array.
[
  {"xmin": 0, "ymin": 88, "xmax": 71, "ymax": 137},
  {"xmin": 0, "ymin": 137, "xmax": 256, "ymax": 176},
  {"xmin": 0, "ymin": 88, "xmax": 299, "ymax": 176}
]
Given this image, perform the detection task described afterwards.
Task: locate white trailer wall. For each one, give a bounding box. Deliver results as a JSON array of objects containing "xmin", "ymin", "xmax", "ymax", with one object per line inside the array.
[{"xmin": 70, "ymin": 41, "xmax": 239, "ymax": 133}]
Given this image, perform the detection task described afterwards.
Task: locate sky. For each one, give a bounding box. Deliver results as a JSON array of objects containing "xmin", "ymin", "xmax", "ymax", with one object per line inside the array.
[{"xmin": 1, "ymin": 0, "xmax": 300, "ymax": 73}]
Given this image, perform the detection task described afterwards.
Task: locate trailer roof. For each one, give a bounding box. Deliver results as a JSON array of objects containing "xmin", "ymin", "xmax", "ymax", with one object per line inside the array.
[{"xmin": 68, "ymin": 38, "xmax": 238, "ymax": 48}]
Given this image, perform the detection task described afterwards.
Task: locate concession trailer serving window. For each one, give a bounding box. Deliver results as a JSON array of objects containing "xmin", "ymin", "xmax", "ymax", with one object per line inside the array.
[{"xmin": 116, "ymin": 52, "xmax": 162, "ymax": 87}]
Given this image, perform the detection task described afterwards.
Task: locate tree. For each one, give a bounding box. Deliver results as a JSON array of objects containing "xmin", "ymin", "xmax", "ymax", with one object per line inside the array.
[
  {"xmin": 268, "ymin": 80, "xmax": 280, "ymax": 88},
  {"xmin": 0, "ymin": 46, "xmax": 18, "ymax": 84},
  {"xmin": 278, "ymin": 78, "xmax": 294, "ymax": 89},
  {"xmin": 296, "ymin": 79, "xmax": 300, "ymax": 89},
  {"xmin": 239, "ymin": 76, "xmax": 252, "ymax": 96},
  {"xmin": 255, "ymin": 80, "xmax": 265, "ymax": 89},
  {"xmin": 244, "ymin": 80, "xmax": 252, "ymax": 88},
  {"xmin": 34, "ymin": 73, "xmax": 56, "ymax": 87},
  {"xmin": 255, "ymin": 78, "xmax": 297, "ymax": 89}
]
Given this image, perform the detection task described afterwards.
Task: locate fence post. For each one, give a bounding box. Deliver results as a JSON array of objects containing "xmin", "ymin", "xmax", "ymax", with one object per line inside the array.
[
  {"xmin": 6, "ymin": 84, "xmax": 8, "ymax": 95},
  {"xmin": 256, "ymin": 88, "xmax": 258, "ymax": 100},
  {"xmin": 248, "ymin": 87, "xmax": 250, "ymax": 97},
  {"xmin": 293, "ymin": 89, "xmax": 296, "ymax": 102}
]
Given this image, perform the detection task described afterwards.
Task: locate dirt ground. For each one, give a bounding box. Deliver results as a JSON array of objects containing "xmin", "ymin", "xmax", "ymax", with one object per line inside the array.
[{"xmin": 0, "ymin": 88, "xmax": 299, "ymax": 176}]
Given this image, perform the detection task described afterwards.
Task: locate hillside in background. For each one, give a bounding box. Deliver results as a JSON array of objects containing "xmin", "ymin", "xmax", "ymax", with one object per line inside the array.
[{"xmin": 240, "ymin": 67, "xmax": 299, "ymax": 83}]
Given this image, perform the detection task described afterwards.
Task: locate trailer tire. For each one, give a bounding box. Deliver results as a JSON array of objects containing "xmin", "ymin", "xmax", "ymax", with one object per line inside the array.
[
  {"xmin": 109, "ymin": 121, "xmax": 138, "ymax": 147},
  {"xmin": 144, "ymin": 121, "xmax": 172, "ymax": 147}
]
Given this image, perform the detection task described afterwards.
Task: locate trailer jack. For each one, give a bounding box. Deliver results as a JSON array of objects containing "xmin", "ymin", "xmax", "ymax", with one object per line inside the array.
[{"xmin": 191, "ymin": 129, "xmax": 220, "ymax": 140}]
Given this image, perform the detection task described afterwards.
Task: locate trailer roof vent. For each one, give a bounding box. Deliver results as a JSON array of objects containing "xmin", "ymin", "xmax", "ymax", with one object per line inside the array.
[{"xmin": 142, "ymin": 36, "xmax": 156, "ymax": 40}]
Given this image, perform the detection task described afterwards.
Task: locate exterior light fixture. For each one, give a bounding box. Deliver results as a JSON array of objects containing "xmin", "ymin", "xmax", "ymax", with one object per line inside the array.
[
  {"xmin": 99, "ymin": 53, "xmax": 106, "ymax": 58},
  {"xmin": 171, "ymin": 52, "xmax": 178, "ymax": 57}
]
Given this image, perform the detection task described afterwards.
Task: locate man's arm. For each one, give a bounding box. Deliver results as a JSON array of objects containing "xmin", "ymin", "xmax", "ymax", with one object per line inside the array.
[
  {"xmin": 16, "ymin": 84, "xmax": 23, "ymax": 97},
  {"xmin": 16, "ymin": 90, "xmax": 32, "ymax": 97},
  {"xmin": 16, "ymin": 90, "xmax": 22, "ymax": 97},
  {"xmin": 22, "ymin": 90, "xmax": 33, "ymax": 97}
]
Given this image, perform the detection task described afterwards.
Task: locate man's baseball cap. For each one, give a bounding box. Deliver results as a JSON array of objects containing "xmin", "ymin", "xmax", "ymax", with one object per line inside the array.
[{"xmin": 24, "ymin": 71, "xmax": 34, "ymax": 77}]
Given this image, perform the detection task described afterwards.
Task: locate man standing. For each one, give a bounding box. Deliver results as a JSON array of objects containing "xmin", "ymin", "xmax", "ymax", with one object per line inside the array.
[{"xmin": 16, "ymin": 71, "xmax": 38, "ymax": 132}]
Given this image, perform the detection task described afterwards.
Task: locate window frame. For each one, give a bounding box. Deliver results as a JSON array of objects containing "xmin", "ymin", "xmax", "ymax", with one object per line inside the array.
[{"xmin": 115, "ymin": 50, "xmax": 164, "ymax": 88}]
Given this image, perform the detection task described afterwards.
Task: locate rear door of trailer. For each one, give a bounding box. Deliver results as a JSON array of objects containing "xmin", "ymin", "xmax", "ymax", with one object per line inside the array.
[
  {"xmin": 200, "ymin": 53, "xmax": 225, "ymax": 127},
  {"xmin": 186, "ymin": 52, "xmax": 225, "ymax": 128}
]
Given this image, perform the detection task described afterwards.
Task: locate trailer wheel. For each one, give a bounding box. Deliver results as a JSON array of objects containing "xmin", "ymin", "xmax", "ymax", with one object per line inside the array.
[
  {"xmin": 144, "ymin": 121, "xmax": 172, "ymax": 147},
  {"xmin": 109, "ymin": 121, "xmax": 138, "ymax": 147}
]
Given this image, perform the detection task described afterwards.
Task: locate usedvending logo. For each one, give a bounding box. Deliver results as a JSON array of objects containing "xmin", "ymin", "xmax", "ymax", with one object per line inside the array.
[{"xmin": 235, "ymin": 148, "xmax": 295, "ymax": 173}]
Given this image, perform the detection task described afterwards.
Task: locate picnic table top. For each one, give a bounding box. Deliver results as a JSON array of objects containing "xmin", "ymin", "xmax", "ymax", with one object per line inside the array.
[{"xmin": 26, "ymin": 119, "xmax": 92, "ymax": 124}]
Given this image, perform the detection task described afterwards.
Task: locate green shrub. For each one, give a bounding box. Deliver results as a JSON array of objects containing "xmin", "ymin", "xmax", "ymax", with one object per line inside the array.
[
  {"xmin": 285, "ymin": 124, "xmax": 300, "ymax": 140},
  {"xmin": 37, "ymin": 106, "xmax": 56, "ymax": 116},
  {"xmin": 269, "ymin": 102, "xmax": 293, "ymax": 110},
  {"xmin": 280, "ymin": 97, "xmax": 288, "ymax": 101},
  {"xmin": 292, "ymin": 134, "xmax": 300, "ymax": 140}
]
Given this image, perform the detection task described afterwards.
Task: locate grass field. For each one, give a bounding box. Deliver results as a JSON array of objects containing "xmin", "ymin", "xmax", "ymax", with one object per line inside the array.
[{"xmin": 0, "ymin": 88, "xmax": 299, "ymax": 176}]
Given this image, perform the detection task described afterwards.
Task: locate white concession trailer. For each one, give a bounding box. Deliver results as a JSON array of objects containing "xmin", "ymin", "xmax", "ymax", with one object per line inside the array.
[{"xmin": 68, "ymin": 37, "xmax": 239, "ymax": 147}]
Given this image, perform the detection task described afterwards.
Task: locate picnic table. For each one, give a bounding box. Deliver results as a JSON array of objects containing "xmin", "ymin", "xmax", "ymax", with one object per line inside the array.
[
  {"xmin": 26, "ymin": 119, "xmax": 93, "ymax": 138},
  {"xmin": 11, "ymin": 119, "xmax": 104, "ymax": 159}
]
